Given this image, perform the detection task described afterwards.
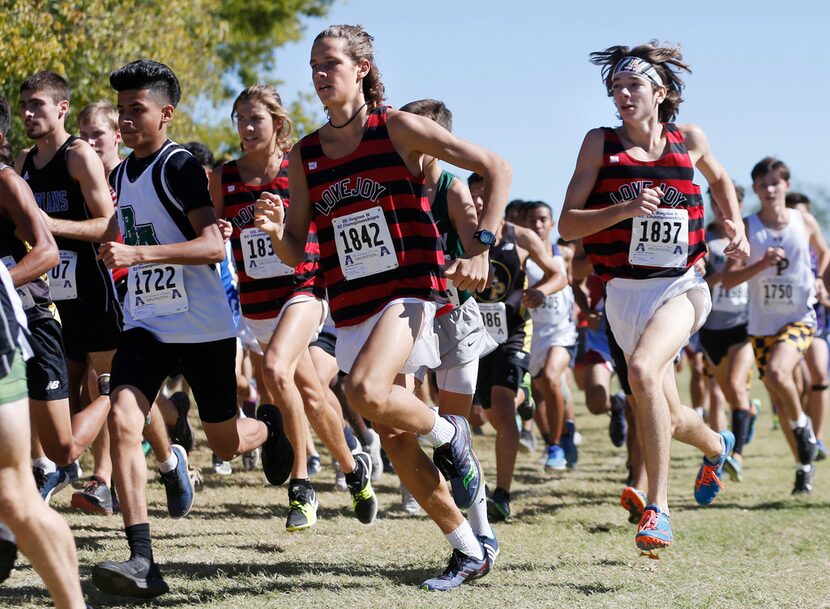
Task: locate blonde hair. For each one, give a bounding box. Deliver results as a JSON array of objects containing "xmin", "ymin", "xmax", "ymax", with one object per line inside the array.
[
  {"xmin": 232, "ymin": 85, "xmax": 294, "ymax": 152},
  {"xmin": 77, "ymin": 101, "xmax": 118, "ymax": 132}
]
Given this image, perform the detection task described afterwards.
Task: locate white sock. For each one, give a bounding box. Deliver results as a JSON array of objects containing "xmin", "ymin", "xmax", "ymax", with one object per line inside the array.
[
  {"xmin": 467, "ymin": 473, "xmax": 494, "ymax": 538},
  {"xmin": 158, "ymin": 451, "xmax": 179, "ymax": 474},
  {"xmin": 421, "ymin": 412, "xmax": 455, "ymax": 447},
  {"xmin": 32, "ymin": 456, "xmax": 56, "ymax": 473},
  {"xmin": 790, "ymin": 412, "xmax": 808, "ymax": 430},
  {"xmin": 445, "ymin": 521, "xmax": 484, "ymax": 560}
]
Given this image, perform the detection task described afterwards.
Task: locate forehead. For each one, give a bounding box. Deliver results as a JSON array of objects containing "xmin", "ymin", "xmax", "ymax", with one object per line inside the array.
[
  {"xmin": 116, "ymin": 89, "xmax": 162, "ymax": 108},
  {"xmin": 527, "ymin": 206, "xmax": 552, "ymax": 219},
  {"xmin": 311, "ymin": 36, "xmax": 348, "ymax": 60},
  {"xmin": 79, "ymin": 117, "xmax": 115, "ymax": 131},
  {"xmin": 236, "ymin": 98, "xmax": 268, "ymax": 114},
  {"xmin": 20, "ymin": 89, "xmax": 58, "ymax": 104},
  {"xmin": 611, "ymin": 72, "xmax": 650, "ymax": 85}
]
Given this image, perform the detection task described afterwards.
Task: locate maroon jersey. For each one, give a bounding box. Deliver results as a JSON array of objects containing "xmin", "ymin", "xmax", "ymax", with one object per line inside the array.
[
  {"xmin": 220, "ymin": 157, "xmax": 323, "ymax": 319},
  {"xmin": 299, "ymin": 106, "xmax": 448, "ymax": 327},
  {"xmin": 582, "ymin": 124, "xmax": 706, "ymax": 282}
]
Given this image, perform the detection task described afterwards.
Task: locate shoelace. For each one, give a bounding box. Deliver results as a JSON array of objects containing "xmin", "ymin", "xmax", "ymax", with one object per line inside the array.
[
  {"xmin": 442, "ymin": 550, "xmax": 463, "ymax": 576},
  {"xmin": 160, "ymin": 469, "xmax": 184, "ymax": 492},
  {"xmin": 33, "ymin": 468, "xmax": 47, "ymax": 490},
  {"xmin": 638, "ymin": 509, "xmax": 659, "ymax": 531},
  {"xmin": 695, "ymin": 464, "xmax": 724, "ymax": 492}
]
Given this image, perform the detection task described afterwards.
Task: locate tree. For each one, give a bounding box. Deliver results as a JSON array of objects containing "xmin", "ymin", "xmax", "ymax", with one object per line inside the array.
[{"xmin": 0, "ymin": 0, "xmax": 332, "ymax": 154}]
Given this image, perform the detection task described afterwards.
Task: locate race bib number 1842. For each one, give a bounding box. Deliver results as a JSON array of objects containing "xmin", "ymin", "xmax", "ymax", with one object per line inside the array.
[{"xmin": 332, "ymin": 206, "xmax": 398, "ymax": 280}]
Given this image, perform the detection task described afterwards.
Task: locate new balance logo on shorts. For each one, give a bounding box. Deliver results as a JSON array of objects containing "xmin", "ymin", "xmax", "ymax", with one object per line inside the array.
[{"xmin": 46, "ymin": 380, "xmax": 61, "ymax": 391}]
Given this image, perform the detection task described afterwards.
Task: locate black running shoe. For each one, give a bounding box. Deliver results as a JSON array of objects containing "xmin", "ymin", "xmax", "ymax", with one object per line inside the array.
[
  {"xmin": 609, "ymin": 392, "xmax": 628, "ymax": 448},
  {"xmin": 793, "ymin": 422, "xmax": 818, "ymax": 466},
  {"xmin": 257, "ymin": 404, "xmax": 294, "ymax": 486},
  {"xmin": 285, "ymin": 483, "xmax": 318, "ymax": 532},
  {"xmin": 92, "ymin": 555, "xmax": 169, "ymax": 599},
  {"xmin": 169, "ymin": 392, "xmax": 194, "ymax": 454},
  {"xmin": 71, "ymin": 476, "xmax": 114, "ymax": 515},
  {"xmin": 487, "ymin": 487, "xmax": 511, "ymax": 523},
  {"xmin": 792, "ymin": 467, "xmax": 814, "ymax": 495},
  {"xmin": 0, "ymin": 523, "xmax": 16, "ymax": 583},
  {"xmin": 420, "ymin": 545, "xmax": 490, "ymax": 591},
  {"xmin": 345, "ymin": 452, "xmax": 378, "ymax": 525}
]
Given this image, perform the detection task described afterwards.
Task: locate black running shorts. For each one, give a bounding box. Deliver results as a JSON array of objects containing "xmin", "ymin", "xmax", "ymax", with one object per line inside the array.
[
  {"xmin": 26, "ymin": 317, "xmax": 70, "ymax": 401},
  {"xmin": 57, "ymin": 300, "xmax": 122, "ymax": 362},
  {"xmin": 475, "ymin": 345, "xmax": 530, "ymax": 409},
  {"xmin": 699, "ymin": 324, "xmax": 748, "ymax": 367}
]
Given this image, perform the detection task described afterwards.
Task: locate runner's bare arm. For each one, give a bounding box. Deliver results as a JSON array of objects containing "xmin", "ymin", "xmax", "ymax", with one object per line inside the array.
[
  {"xmin": 0, "ymin": 170, "xmax": 59, "ymax": 285},
  {"xmin": 208, "ymin": 166, "xmax": 233, "ymax": 241},
  {"xmin": 559, "ymin": 129, "xmax": 653, "ymax": 240},
  {"xmin": 517, "ymin": 226, "xmax": 567, "ymax": 308},
  {"xmin": 801, "ymin": 209, "xmax": 830, "ymax": 278},
  {"xmin": 97, "ymin": 206, "xmax": 225, "ymax": 268}
]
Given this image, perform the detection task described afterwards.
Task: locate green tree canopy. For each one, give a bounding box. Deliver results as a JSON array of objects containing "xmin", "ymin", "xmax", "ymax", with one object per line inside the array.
[{"xmin": 0, "ymin": 0, "xmax": 331, "ymax": 155}]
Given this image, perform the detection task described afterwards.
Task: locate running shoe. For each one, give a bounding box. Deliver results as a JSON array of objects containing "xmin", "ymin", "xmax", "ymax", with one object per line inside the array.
[
  {"xmin": 817, "ymin": 439, "xmax": 827, "ymax": 462},
  {"xmin": 609, "ymin": 392, "xmax": 628, "ymax": 447},
  {"xmin": 793, "ymin": 421, "xmax": 818, "ymax": 465},
  {"xmin": 723, "ymin": 455, "xmax": 743, "ymax": 483},
  {"xmin": 420, "ymin": 545, "xmax": 489, "ymax": 591},
  {"xmin": 92, "ymin": 555, "xmax": 169, "ymax": 599},
  {"xmin": 256, "ymin": 404, "xmax": 294, "ymax": 486},
  {"xmin": 544, "ymin": 444, "xmax": 566, "ymax": 472},
  {"xmin": 560, "ymin": 420, "xmax": 579, "ymax": 468},
  {"xmin": 400, "ymin": 484, "xmax": 422, "ymax": 515},
  {"xmin": 345, "ymin": 452, "xmax": 377, "ymax": 524},
  {"xmin": 0, "ymin": 523, "xmax": 16, "ymax": 583},
  {"xmin": 33, "ymin": 466, "xmax": 69, "ymax": 503},
  {"xmin": 479, "ymin": 534, "xmax": 500, "ymax": 568},
  {"xmin": 694, "ymin": 430, "xmax": 734, "ymax": 506},
  {"xmin": 159, "ymin": 445, "xmax": 194, "ymax": 518},
  {"xmin": 362, "ymin": 428, "xmax": 384, "ymax": 482},
  {"xmin": 432, "ymin": 415, "xmax": 482, "ymax": 510},
  {"xmin": 169, "ymin": 391, "xmax": 194, "ymax": 454},
  {"xmin": 620, "ymin": 486, "xmax": 647, "ymax": 525},
  {"xmin": 211, "ymin": 454, "xmax": 232, "ymax": 476},
  {"xmin": 517, "ymin": 372, "xmax": 536, "ymax": 421},
  {"xmin": 242, "ymin": 447, "xmax": 261, "ymax": 472},
  {"xmin": 71, "ymin": 476, "xmax": 115, "ymax": 515},
  {"xmin": 518, "ymin": 428, "xmax": 537, "ymax": 454},
  {"xmin": 635, "ymin": 505, "xmax": 673, "ymax": 552},
  {"xmin": 333, "ymin": 462, "xmax": 348, "ymax": 491},
  {"xmin": 63, "ymin": 460, "xmax": 84, "ymax": 489},
  {"xmin": 792, "ymin": 467, "xmax": 813, "ymax": 495},
  {"xmin": 285, "ymin": 483, "xmax": 318, "ymax": 532},
  {"xmin": 307, "ymin": 454, "xmax": 322, "ymax": 477},
  {"xmin": 487, "ymin": 487, "xmax": 511, "ymax": 523},
  {"xmin": 746, "ymin": 399, "xmax": 762, "ymax": 445}
]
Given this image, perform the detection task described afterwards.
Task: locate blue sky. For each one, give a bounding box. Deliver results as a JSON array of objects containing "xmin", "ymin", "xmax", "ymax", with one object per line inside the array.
[{"xmin": 265, "ymin": 0, "xmax": 827, "ymax": 219}]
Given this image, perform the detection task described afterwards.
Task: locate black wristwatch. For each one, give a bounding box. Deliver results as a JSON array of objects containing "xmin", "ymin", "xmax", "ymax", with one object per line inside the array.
[{"xmin": 473, "ymin": 229, "xmax": 496, "ymax": 246}]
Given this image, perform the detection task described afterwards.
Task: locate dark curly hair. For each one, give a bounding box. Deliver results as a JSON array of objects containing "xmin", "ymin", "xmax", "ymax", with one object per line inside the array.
[
  {"xmin": 590, "ymin": 41, "xmax": 691, "ymax": 122},
  {"xmin": 314, "ymin": 24, "xmax": 385, "ymax": 110}
]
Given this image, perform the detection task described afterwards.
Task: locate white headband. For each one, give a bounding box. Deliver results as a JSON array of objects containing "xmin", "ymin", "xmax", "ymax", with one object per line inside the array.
[{"xmin": 612, "ymin": 56, "xmax": 664, "ymax": 88}]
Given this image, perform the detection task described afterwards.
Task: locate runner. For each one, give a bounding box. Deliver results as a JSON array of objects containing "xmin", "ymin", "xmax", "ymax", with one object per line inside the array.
[
  {"xmin": 722, "ymin": 158, "xmax": 824, "ymax": 494},
  {"xmin": 255, "ymin": 24, "xmax": 511, "ymax": 590},
  {"xmin": 558, "ymin": 43, "xmax": 749, "ymax": 554},
  {"xmin": 91, "ymin": 60, "xmax": 289, "ymax": 598},
  {"xmin": 211, "ymin": 84, "xmax": 376, "ymax": 530}
]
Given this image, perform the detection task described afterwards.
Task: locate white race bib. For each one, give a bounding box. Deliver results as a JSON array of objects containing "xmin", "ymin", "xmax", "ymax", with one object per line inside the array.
[
  {"xmin": 759, "ymin": 276, "xmax": 799, "ymax": 314},
  {"xmin": 533, "ymin": 291, "xmax": 569, "ymax": 325},
  {"xmin": 711, "ymin": 282, "xmax": 748, "ymax": 313},
  {"xmin": 332, "ymin": 206, "xmax": 398, "ymax": 280},
  {"xmin": 478, "ymin": 302, "xmax": 508, "ymax": 344},
  {"xmin": 1, "ymin": 256, "xmax": 35, "ymax": 310},
  {"xmin": 240, "ymin": 227, "xmax": 294, "ymax": 279},
  {"xmin": 629, "ymin": 208, "xmax": 689, "ymax": 268},
  {"xmin": 128, "ymin": 263, "xmax": 188, "ymax": 320},
  {"xmin": 445, "ymin": 278, "xmax": 461, "ymax": 308},
  {"xmin": 49, "ymin": 250, "xmax": 78, "ymax": 301}
]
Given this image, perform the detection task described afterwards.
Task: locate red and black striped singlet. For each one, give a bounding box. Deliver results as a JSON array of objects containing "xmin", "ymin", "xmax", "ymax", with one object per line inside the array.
[
  {"xmin": 221, "ymin": 157, "xmax": 323, "ymax": 319},
  {"xmin": 582, "ymin": 124, "xmax": 706, "ymax": 282},
  {"xmin": 300, "ymin": 106, "xmax": 448, "ymax": 327}
]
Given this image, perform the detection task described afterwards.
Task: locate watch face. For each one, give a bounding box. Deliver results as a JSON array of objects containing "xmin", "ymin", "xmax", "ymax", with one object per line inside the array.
[{"xmin": 478, "ymin": 230, "xmax": 496, "ymax": 245}]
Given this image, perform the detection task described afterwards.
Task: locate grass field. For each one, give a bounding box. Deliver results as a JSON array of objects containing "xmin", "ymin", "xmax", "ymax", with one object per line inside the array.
[{"xmin": 4, "ymin": 375, "xmax": 830, "ymax": 609}]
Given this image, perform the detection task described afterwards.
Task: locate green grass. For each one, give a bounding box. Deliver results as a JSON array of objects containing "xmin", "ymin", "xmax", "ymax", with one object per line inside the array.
[{"xmin": 6, "ymin": 377, "xmax": 830, "ymax": 609}]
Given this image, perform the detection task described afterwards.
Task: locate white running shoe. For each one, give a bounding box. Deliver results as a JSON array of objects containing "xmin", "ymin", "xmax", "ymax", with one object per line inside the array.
[
  {"xmin": 334, "ymin": 462, "xmax": 347, "ymax": 491},
  {"xmin": 400, "ymin": 484, "xmax": 422, "ymax": 516},
  {"xmin": 363, "ymin": 429, "xmax": 383, "ymax": 482}
]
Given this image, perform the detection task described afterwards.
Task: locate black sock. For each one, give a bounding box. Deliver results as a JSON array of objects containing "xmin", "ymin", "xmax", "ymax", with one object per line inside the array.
[
  {"xmin": 732, "ymin": 409, "xmax": 750, "ymax": 455},
  {"xmin": 343, "ymin": 425, "xmax": 359, "ymax": 452},
  {"xmin": 125, "ymin": 523, "xmax": 153, "ymax": 562},
  {"xmin": 289, "ymin": 478, "xmax": 312, "ymax": 490},
  {"xmin": 541, "ymin": 432, "xmax": 553, "ymax": 446}
]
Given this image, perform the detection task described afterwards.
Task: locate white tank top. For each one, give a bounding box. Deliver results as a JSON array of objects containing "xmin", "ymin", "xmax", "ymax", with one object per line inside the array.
[
  {"xmin": 704, "ymin": 231, "xmax": 749, "ymax": 330},
  {"xmin": 113, "ymin": 143, "xmax": 237, "ymax": 343},
  {"xmin": 525, "ymin": 250, "xmax": 577, "ymax": 342},
  {"xmin": 746, "ymin": 209, "xmax": 816, "ymax": 336}
]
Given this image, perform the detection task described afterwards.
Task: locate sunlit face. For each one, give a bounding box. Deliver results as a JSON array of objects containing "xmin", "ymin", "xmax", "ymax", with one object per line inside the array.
[
  {"xmin": 752, "ymin": 172, "xmax": 790, "ymax": 208},
  {"xmin": 79, "ymin": 118, "xmax": 120, "ymax": 160},
  {"xmin": 116, "ymin": 89, "xmax": 171, "ymax": 155},
  {"xmin": 235, "ymin": 99, "xmax": 278, "ymax": 154},
  {"xmin": 19, "ymin": 89, "xmax": 67, "ymax": 139},
  {"xmin": 611, "ymin": 73, "xmax": 664, "ymax": 122},
  {"xmin": 310, "ymin": 37, "xmax": 368, "ymax": 107},
  {"xmin": 469, "ymin": 180, "xmax": 485, "ymax": 216},
  {"xmin": 526, "ymin": 205, "xmax": 553, "ymax": 241}
]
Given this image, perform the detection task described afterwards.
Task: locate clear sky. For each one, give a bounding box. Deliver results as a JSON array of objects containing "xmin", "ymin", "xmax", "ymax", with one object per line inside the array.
[{"xmin": 266, "ymin": 0, "xmax": 827, "ymax": 219}]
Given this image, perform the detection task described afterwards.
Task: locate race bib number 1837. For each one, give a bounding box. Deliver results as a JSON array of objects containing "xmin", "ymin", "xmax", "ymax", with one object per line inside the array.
[{"xmin": 629, "ymin": 208, "xmax": 689, "ymax": 268}]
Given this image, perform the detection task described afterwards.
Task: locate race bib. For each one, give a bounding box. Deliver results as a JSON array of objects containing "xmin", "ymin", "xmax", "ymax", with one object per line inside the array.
[
  {"xmin": 534, "ymin": 291, "xmax": 569, "ymax": 324},
  {"xmin": 711, "ymin": 282, "xmax": 748, "ymax": 313},
  {"xmin": 128, "ymin": 263, "xmax": 188, "ymax": 320},
  {"xmin": 332, "ymin": 206, "xmax": 398, "ymax": 280},
  {"xmin": 478, "ymin": 302, "xmax": 508, "ymax": 344},
  {"xmin": 759, "ymin": 276, "xmax": 799, "ymax": 314},
  {"xmin": 1, "ymin": 256, "xmax": 35, "ymax": 310},
  {"xmin": 240, "ymin": 227, "xmax": 294, "ymax": 279},
  {"xmin": 445, "ymin": 278, "xmax": 461, "ymax": 308},
  {"xmin": 49, "ymin": 250, "xmax": 78, "ymax": 301},
  {"xmin": 629, "ymin": 208, "xmax": 689, "ymax": 268}
]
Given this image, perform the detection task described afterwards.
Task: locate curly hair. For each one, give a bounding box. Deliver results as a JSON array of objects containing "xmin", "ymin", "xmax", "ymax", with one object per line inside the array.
[
  {"xmin": 314, "ymin": 24, "xmax": 385, "ymax": 109},
  {"xmin": 590, "ymin": 41, "xmax": 691, "ymax": 122},
  {"xmin": 232, "ymin": 84, "xmax": 294, "ymax": 152}
]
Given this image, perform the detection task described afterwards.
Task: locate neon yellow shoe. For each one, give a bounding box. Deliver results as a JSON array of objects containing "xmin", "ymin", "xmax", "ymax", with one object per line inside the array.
[{"xmin": 285, "ymin": 483, "xmax": 318, "ymax": 532}]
